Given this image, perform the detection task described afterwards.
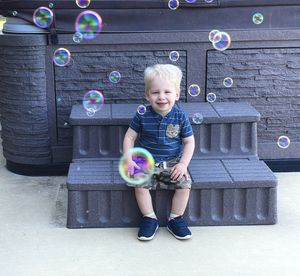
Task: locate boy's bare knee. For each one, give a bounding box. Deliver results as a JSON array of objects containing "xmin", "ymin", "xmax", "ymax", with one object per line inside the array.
[{"xmin": 135, "ymin": 187, "xmax": 150, "ymax": 194}]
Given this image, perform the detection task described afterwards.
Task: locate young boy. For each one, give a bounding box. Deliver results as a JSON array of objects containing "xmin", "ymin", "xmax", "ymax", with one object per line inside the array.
[{"xmin": 123, "ymin": 64, "xmax": 195, "ymax": 241}]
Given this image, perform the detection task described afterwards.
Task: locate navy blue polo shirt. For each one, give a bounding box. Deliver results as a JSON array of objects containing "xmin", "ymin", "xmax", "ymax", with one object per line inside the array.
[{"xmin": 129, "ymin": 105, "xmax": 193, "ymax": 163}]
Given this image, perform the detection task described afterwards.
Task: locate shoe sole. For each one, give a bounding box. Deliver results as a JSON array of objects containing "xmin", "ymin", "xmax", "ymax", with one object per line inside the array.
[
  {"xmin": 138, "ymin": 225, "xmax": 159, "ymax": 241},
  {"xmin": 167, "ymin": 226, "xmax": 192, "ymax": 240}
]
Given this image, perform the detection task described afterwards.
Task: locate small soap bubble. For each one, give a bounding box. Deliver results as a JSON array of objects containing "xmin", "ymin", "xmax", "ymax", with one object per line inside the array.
[
  {"xmin": 83, "ymin": 90, "xmax": 104, "ymax": 113},
  {"xmin": 208, "ymin": 30, "xmax": 220, "ymax": 43},
  {"xmin": 277, "ymin": 136, "xmax": 290, "ymax": 149},
  {"xmin": 223, "ymin": 77, "xmax": 233, "ymax": 88},
  {"xmin": 252, "ymin": 12, "xmax": 264, "ymax": 25},
  {"xmin": 207, "ymin": 92, "xmax": 216, "ymax": 103},
  {"xmin": 49, "ymin": 3, "xmax": 54, "ymax": 9},
  {"xmin": 76, "ymin": 0, "xmax": 91, "ymax": 9},
  {"xmin": 53, "ymin": 48, "xmax": 71, "ymax": 67},
  {"xmin": 137, "ymin": 105, "xmax": 147, "ymax": 115},
  {"xmin": 169, "ymin": 51, "xmax": 180, "ymax": 62},
  {"xmin": 73, "ymin": 32, "xmax": 84, "ymax": 43},
  {"xmin": 205, "ymin": 0, "xmax": 214, "ymax": 3},
  {"xmin": 12, "ymin": 11, "xmax": 18, "ymax": 16},
  {"xmin": 86, "ymin": 110, "xmax": 96, "ymax": 117},
  {"xmin": 119, "ymin": 147, "xmax": 155, "ymax": 185},
  {"xmin": 168, "ymin": 0, "xmax": 179, "ymax": 10},
  {"xmin": 109, "ymin": 71, "xmax": 121, "ymax": 84},
  {"xmin": 188, "ymin": 84, "xmax": 201, "ymax": 97},
  {"xmin": 192, "ymin": 113, "xmax": 204, "ymax": 124},
  {"xmin": 75, "ymin": 10, "xmax": 103, "ymax": 39},
  {"xmin": 212, "ymin": 31, "xmax": 231, "ymax": 51},
  {"xmin": 33, "ymin": 7, "xmax": 54, "ymax": 28},
  {"xmin": 185, "ymin": 0, "xmax": 197, "ymax": 3},
  {"xmin": 64, "ymin": 122, "xmax": 68, "ymax": 126}
]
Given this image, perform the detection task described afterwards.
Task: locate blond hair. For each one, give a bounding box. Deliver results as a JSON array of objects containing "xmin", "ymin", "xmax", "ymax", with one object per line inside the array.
[{"xmin": 144, "ymin": 64, "xmax": 182, "ymax": 94}]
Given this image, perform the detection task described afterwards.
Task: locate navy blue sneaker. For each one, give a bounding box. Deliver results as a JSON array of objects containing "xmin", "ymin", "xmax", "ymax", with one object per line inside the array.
[
  {"xmin": 167, "ymin": 216, "xmax": 192, "ymax": 240},
  {"xmin": 138, "ymin": 216, "xmax": 159, "ymax": 241}
]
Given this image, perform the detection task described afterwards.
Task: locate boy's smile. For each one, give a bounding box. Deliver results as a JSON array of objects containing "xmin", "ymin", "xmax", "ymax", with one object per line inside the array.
[{"xmin": 145, "ymin": 77, "xmax": 179, "ymax": 116}]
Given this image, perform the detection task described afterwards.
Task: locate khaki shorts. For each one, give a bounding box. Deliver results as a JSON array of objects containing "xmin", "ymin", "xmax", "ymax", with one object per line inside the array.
[{"xmin": 126, "ymin": 157, "xmax": 192, "ymax": 190}]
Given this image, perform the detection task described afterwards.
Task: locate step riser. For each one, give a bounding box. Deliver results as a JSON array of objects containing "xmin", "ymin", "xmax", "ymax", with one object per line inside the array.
[
  {"xmin": 72, "ymin": 122, "xmax": 258, "ymax": 160},
  {"xmin": 67, "ymin": 187, "xmax": 276, "ymax": 228}
]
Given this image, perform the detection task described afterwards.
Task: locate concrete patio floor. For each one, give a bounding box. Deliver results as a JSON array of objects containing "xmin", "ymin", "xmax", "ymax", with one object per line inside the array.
[{"xmin": 0, "ymin": 142, "xmax": 300, "ymax": 276}]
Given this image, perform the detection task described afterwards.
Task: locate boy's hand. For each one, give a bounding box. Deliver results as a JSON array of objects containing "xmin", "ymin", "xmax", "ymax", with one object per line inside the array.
[
  {"xmin": 170, "ymin": 162, "xmax": 188, "ymax": 181},
  {"xmin": 126, "ymin": 159, "xmax": 141, "ymax": 177}
]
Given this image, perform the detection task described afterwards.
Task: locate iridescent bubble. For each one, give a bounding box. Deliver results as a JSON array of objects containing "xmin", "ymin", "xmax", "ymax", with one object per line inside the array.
[
  {"xmin": 192, "ymin": 113, "xmax": 204, "ymax": 125},
  {"xmin": 277, "ymin": 136, "xmax": 290, "ymax": 149},
  {"xmin": 137, "ymin": 105, "xmax": 147, "ymax": 115},
  {"xmin": 86, "ymin": 110, "xmax": 96, "ymax": 117},
  {"xmin": 12, "ymin": 11, "xmax": 18, "ymax": 16},
  {"xmin": 49, "ymin": 3, "xmax": 54, "ymax": 9},
  {"xmin": 53, "ymin": 48, "xmax": 71, "ymax": 67},
  {"xmin": 109, "ymin": 71, "xmax": 121, "ymax": 84},
  {"xmin": 207, "ymin": 92, "xmax": 216, "ymax": 103},
  {"xmin": 169, "ymin": 51, "xmax": 180, "ymax": 62},
  {"xmin": 212, "ymin": 31, "xmax": 231, "ymax": 51},
  {"xmin": 33, "ymin": 7, "xmax": 54, "ymax": 28},
  {"xmin": 252, "ymin": 12, "xmax": 264, "ymax": 25},
  {"xmin": 119, "ymin": 147, "xmax": 155, "ymax": 185},
  {"xmin": 223, "ymin": 77, "xmax": 233, "ymax": 88},
  {"xmin": 168, "ymin": 0, "xmax": 179, "ymax": 10},
  {"xmin": 73, "ymin": 32, "xmax": 83, "ymax": 43},
  {"xmin": 76, "ymin": 0, "xmax": 91, "ymax": 9},
  {"xmin": 75, "ymin": 10, "xmax": 103, "ymax": 39},
  {"xmin": 208, "ymin": 30, "xmax": 221, "ymax": 43},
  {"xmin": 205, "ymin": 0, "xmax": 214, "ymax": 3},
  {"xmin": 185, "ymin": 0, "xmax": 197, "ymax": 3},
  {"xmin": 82, "ymin": 90, "xmax": 104, "ymax": 113},
  {"xmin": 188, "ymin": 84, "xmax": 201, "ymax": 97}
]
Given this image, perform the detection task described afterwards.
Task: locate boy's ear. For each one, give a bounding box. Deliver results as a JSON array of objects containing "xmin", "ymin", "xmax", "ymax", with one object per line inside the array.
[
  {"xmin": 175, "ymin": 91, "xmax": 180, "ymax": 100},
  {"xmin": 145, "ymin": 91, "xmax": 150, "ymax": 101}
]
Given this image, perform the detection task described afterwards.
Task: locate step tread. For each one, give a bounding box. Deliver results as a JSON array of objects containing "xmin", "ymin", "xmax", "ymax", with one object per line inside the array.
[
  {"xmin": 67, "ymin": 158, "xmax": 277, "ymax": 190},
  {"xmin": 70, "ymin": 102, "xmax": 260, "ymax": 125}
]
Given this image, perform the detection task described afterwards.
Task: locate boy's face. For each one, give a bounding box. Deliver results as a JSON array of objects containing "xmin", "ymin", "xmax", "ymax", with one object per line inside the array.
[{"xmin": 145, "ymin": 76, "xmax": 179, "ymax": 116}]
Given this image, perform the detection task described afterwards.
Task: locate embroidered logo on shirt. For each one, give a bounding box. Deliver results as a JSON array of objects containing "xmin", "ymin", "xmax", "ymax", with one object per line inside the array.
[{"xmin": 166, "ymin": 124, "xmax": 180, "ymax": 138}]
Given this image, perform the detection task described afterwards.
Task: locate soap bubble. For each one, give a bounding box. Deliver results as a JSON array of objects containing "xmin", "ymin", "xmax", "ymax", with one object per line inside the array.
[
  {"xmin": 73, "ymin": 32, "xmax": 84, "ymax": 43},
  {"xmin": 188, "ymin": 84, "xmax": 201, "ymax": 97},
  {"xmin": 277, "ymin": 136, "xmax": 290, "ymax": 149},
  {"xmin": 223, "ymin": 77, "xmax": 233, "ymax": 88},
  {"xmin": 12, "ymin": 11, "xmax": 18, "ymax": 16},
  {"xmin": 49, "ymin": 3, "xmax": 54, "ymax": 9},
  {"xmin": 169, "ymin": 51, "xmax": 180, "ymax": 62},
  {"xmin": 212, "ymin": 31, "xmax": 231, "ymax": 51},
  {"xmin": 208, "ymin": 30, "xmax": 221, "ymax": 43},
  {"xmin": 119, "ymin": 147, "xmax": 155, "ymax": 185},
  {"xmin": 75, "ymin": 10, "xmax": 102, "ymax": 39},
  {"xmin": 252, "ymin": 12, "xmax": 264, "ymax": 25},
  {"xmin": 137, "ymin": 105, "xmax": 147, "ymax": 115},
  {"xmin": 76, "ymin": 0, "xmax": 91, "ymax": 9},
  {"xmin": 205, "ymin": 0, "xmax": 214, "ymax": 3},
  {"xmin": 82, "ymin": 90, "xmax": 104, "ymax": 113},
  {"xmin": 192, "ymin": 113, "xmax": 204, "ymax": 124},
  {"xmin": 207, "ymin": 92, "xmax": 216, "ymax": 103},
  {"xmin": 168, "ymin": 0, "xmax": 179, "ymax": 10},
  {"xmin": 109, "ymin": 71, "xmax": 121, "ymax": 83},
  {"xmin": 53, "ymin": 48, "xmax": 71, "ymax": 67},
  {"xmin": 185, "ymin": 0, "xmax": 197, "ymax": 3},
  {"xmin": 33, "ymin": 7, "xmax": 53, "ymax": 28}
]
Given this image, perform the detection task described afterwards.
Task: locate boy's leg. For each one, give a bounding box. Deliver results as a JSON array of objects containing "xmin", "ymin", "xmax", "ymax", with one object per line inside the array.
[
  {"xmin": 134, "ymin": 187, "xmax": 155, "ymax": 216},
  {"xmin": 170, "ymin": 188, "xmax": 190, "ymax": 216},
  {"xmin": 134, "ymin": 187, "xmax": 158, "ymax": 241}
]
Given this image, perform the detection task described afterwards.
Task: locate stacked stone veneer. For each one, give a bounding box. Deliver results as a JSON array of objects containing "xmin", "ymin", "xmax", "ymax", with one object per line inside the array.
[
  {"xmin": 207, "ymin": 48, "xmax": 300, "ymax": 159},
  {"xmin": 0, "ymin": 44, "xmax": 51, "ymax": 164}
]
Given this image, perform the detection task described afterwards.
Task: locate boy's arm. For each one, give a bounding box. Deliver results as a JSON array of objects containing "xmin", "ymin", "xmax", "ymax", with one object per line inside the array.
[
  {"xmin": 123, "ymin": 127, "xmax": 139, "ymax": 157},
  {"xmin": 179, "ymin": 135, "xmax": 195, "ymax": 167}
]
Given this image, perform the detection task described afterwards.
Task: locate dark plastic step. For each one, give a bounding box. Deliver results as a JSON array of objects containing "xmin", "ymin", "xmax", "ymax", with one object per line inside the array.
[
  {"xmin": 67, "ymin": 158, "xmax": 277, "ymax": 228},
  {"xmin": 70, "ymin": 102, "xmax": 260, "ymax": 160}
]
